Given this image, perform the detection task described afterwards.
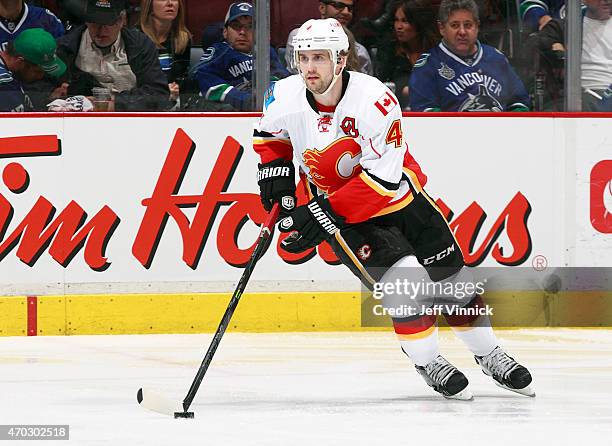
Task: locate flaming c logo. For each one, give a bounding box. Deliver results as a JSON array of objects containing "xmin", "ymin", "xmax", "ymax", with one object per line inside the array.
[{"xmin": 302, "ymin": 137, "xmax": 361, "ymax": 194}]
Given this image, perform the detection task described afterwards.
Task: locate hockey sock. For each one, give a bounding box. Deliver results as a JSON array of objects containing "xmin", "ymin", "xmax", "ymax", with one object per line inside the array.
[
  {"xmin": 393, "ymin": 313, "xmax": 439, "ymax": 366},
  {"xmin": 444, "ymin": 294, "xmax": 498, "ymax": 357}
]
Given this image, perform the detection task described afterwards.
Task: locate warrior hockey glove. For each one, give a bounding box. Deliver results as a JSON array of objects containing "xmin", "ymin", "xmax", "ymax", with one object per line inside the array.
[
  {"xmin": 279, "ymin": 197, "xmax": 345, "ymax": 253},
  {"xmin": 257, "ymin": 159, "xmax": 296, "ymax": 215}
]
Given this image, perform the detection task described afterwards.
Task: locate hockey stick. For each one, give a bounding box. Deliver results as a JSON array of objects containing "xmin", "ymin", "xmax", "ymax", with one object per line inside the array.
[{"xmin": 137, "ymin": 203, "xmax": 281, "ymax": 418}]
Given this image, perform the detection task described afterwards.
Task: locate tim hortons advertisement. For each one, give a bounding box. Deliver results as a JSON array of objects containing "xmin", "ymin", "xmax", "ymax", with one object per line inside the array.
[
  {"xmin": 564, "ymin": 118, "xmax": 612, "ymax": 266},
  {"xmin": 0, "ymin": 115, "xmax": 575, "ymax": 294}
]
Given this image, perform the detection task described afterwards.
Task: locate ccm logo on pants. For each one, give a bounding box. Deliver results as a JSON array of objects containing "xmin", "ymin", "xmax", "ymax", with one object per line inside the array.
[{"xmin": 423, "ymin": 245, "xmax": 455, "ymax": 265}]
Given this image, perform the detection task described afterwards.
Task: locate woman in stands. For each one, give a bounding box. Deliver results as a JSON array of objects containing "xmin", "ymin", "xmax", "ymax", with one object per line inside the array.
[
  {"xmin": 139, "ymin": 0, "xmax": 192, "ymax": 106},
  {"xmin": 375, "ymin": 0, "xmax": 439, "ymax": 109}
]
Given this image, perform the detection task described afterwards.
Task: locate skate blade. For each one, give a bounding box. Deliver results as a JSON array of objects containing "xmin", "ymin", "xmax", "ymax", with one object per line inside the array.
[
  {"xmin": 494, "ymin": 381, "xmax": 536, "ymax": 397},
  {"xmin": 478, "ymin": 366, "xmax": 535, "ymax": 397},
  {"xmin": 443, "ymin": 388, "xmax": 473, "ymax": 401}
]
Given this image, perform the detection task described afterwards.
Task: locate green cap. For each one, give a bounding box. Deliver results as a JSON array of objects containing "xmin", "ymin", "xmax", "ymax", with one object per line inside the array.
[{"xmin": 13, "ymin": 28, "xmax": 66, "ymax": 78}]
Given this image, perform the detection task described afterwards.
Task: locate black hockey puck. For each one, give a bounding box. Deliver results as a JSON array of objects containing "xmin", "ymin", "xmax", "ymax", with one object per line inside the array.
[{"xmin": 174, "ymin": 411, "xmax": 194, "ymax": 419}]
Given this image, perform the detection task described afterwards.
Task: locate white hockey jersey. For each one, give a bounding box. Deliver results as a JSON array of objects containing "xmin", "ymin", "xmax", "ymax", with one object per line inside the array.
[{"xmin": 253, "ymin": 71, "xmax": 427, "ymax": 224}]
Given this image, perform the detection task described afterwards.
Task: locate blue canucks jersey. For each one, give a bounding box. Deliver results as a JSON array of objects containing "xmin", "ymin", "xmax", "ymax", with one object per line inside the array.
[
  {"xmin": 408, "ymin": 42, "xmax": 530, "ymax": 112},
  {"xmin": 0, "ymin": 3, "xmax": 64, "ymax": 51},
  {"xmin": 194, "ymin": 41, "xmax": 289, "ymax": 110},
  {"xmin": 0, "ymin": 56, "xmax": 32, "ymax": 111}
]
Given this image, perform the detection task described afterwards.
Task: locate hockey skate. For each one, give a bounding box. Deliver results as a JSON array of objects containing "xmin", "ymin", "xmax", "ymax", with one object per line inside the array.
[
  {"xmin": 475, "ymin": 346, "xmax": 535, "ymax": 397},
  {"xmin": 415, "ymin": 355, "xmax": 473, "ymax": 400}
]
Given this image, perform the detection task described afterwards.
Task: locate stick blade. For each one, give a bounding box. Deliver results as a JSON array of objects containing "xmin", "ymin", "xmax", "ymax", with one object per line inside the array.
[{"xmin": 137, "ymin": 387, "xmax": 183, "ymax": 417}]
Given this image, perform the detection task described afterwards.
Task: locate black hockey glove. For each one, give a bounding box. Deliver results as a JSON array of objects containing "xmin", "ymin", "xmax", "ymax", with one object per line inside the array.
[
  {"xmin": 257, "ymin": 159, "xmax": 296, "ymax": 216},
  {"xmin": 279, "ymin": 197, "xmax": 345, "ymax": 253}
]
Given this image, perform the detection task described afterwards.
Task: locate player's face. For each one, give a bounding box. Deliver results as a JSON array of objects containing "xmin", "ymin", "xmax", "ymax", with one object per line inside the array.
[
  {"xmin": 438, "ymin": 9, "xmax": 479, "ymax": 57},
  {"xmin": 394, "ymin": 7, "xmax": 417, "ymax": 44},
  {"xmin": 584, "ymin": 0, "xmax": 611, "ymax": 20},
  {"xmin": 224, "ymin": 16, "xmax": 254, "ymax": 53},
  {"xmin": 298, "ymin": 50, "xmax": 336, "ymax": 94},
  {"xmin": 86, "ymin": 14, "xmax": 125, "ymax": 48},
  {"xmin": 319, "ymin": 0, "xmax": 354, "ymax": 26},
  {"xmin": 152, "ymin": 0, "xmax": 179, "ymax": 22}
]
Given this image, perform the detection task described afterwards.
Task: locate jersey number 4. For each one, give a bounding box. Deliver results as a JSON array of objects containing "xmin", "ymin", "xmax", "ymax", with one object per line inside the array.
[{"xmin": 385, "ymin": 119, "xmax": 403, "ymax": 148}]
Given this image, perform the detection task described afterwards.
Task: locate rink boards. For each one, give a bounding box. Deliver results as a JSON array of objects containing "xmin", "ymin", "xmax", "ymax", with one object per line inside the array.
[
  {"xmin": 2, "ymin": 290, "xmax": 612, "ymax": 336},
  {"xmin": 0, "ymin": 113, "xmax": 610, "ymax": 335}
]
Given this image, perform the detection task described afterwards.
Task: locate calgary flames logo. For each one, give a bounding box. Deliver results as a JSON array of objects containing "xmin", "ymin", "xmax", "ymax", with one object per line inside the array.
[
  {"xmin": 357, "ymin": 244, "xmax": 372, "ymax": 261},
  {"xmin": 303, "ymin": 137, "xmax": 362, "ymax": 194}
]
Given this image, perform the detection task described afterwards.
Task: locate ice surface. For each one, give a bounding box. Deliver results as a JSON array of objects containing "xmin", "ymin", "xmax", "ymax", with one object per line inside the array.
[{"xmin": 1, "ymin": 329, "xmax": 611, "ymax": 445}]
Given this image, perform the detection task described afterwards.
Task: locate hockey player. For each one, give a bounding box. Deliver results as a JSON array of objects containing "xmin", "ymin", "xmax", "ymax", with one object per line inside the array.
[
  {"xmin": 253, "ymin": 17, "xmax": 534, "ymax": 400},
  {"xmin": 408, "ymin": 0, "xmax": 530, "ymax": 112}
]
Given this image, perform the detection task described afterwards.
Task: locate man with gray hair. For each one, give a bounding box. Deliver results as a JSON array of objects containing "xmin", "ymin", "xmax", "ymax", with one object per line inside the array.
[
  {"xmin": 56, "ymin": 0, "xmax": 169, "ymax": 111},
  {"xmin": 408, "ymin": 0, "xmax": 530, "ymax": 111}
]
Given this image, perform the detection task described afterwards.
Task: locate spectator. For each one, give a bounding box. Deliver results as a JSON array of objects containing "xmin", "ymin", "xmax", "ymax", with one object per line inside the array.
[
  {"xmin": 375, "ymin": 0, "xmax": 439, "ymax": 109},
  {"xmin": 519, "ymin": 2, "xmax": 586, "ymax": 62},
  {"xmin": 285, "ymin": 0, "xmax": 373, "ymax": 75},
  {"xmin": 516, "ymin": 2, "xmax": 575, "ymax": 111},
  {"xmin": 139, "ymin": 0, "xmax": 193, "ymax": 106},
  {"xmin": 523, "ymin": 1, "xmax": 608, "ymax": 111},
  {"xmin": 0, "ymin": 0, "xmax": 64, "ymax": 49},
  {"xmin": 0, "ymin": 28, "xmax": 65, "ymax": 111},
  {"xmin": 582, "ymin": 0, "xmax": 612, "ymax": 111},
  {"xmin": 193, "ymin": 2, "xmax": 289, "ymax": 111},
  {"xmin": 0, "ymin": 0, "xmax": 65, "ymax": 108},
  {"xmin": 520, "ymin": 0, "xmax": 569, "ymax": 33},
  {"xmin": 56, "ymin": 0, "xmax": 170, "ymax": 111},
  {"xmin": 408, "ymin": 0, "xmax": 530, "ymax": 111}
]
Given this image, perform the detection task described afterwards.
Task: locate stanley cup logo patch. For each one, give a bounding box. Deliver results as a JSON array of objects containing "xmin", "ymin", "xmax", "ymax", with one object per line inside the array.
[{"xmin": 438, "ymin": 62, "xmax": 455, "ymax": 80}]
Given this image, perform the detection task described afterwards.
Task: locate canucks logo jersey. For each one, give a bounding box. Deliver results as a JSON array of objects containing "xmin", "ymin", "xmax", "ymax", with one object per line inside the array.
[
  {"xmin": 0, "ymin": 3, "xmax": 64, "ymax": 51},
  {"xmin": 408, "ymin": 42, "xmax": 530, "ymax": 112}
]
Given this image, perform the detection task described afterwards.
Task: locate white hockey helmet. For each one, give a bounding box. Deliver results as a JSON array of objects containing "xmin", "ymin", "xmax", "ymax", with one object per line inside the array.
[{"xmin": 292, "ymin": 18, "xmax": 349, "ymax": 95}]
